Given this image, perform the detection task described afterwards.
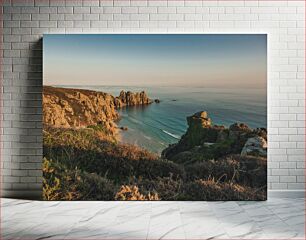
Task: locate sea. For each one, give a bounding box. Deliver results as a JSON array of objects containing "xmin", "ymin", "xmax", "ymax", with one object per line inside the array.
[{"xmin": 56, "ymin": 85, "xmax": 267, "ymax": 154}]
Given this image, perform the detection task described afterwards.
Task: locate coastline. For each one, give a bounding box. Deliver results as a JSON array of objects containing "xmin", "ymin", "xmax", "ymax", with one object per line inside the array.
[
  {"xmin": 43, "ymin": 85, "xmax": 267, "ymax": 154},
  {"xmin": 42, "ymin": 86, "xmax": 267, "ymax": 201}
]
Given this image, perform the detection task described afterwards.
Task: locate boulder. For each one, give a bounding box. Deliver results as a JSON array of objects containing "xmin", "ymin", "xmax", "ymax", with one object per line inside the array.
[
  {"xmin": 241, "ymin": 136, "xmax": 267, "ymax": 157},
  {"xmin": 229, "ymin": 123, "xmax": 251, "ymax": 132},
  {"xmin": 228, "ymin": 122, "xmax": 252, "ymax": 147},
  {"xmin": 120, "ymin": 126, "xmax": 128, "ymax": 131}
]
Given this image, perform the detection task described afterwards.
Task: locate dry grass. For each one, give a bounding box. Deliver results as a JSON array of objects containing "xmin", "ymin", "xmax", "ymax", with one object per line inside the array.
[
  {"xmin": 115, "ymin": 185, "xmax": 159, "ymax": 200},
  {"xmin": 43, "ymin": 126, "xmax": 267, "ymax": 201}
]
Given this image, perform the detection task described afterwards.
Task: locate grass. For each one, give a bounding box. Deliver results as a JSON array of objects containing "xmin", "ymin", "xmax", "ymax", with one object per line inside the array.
[{"xmin": 43, "ymin": 126, "xmax": 267, "ymax": 201}]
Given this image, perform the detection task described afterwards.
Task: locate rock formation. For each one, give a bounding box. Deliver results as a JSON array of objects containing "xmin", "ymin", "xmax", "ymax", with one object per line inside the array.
[
  {"xmin": 162, "ymin": 111, "xmax": 267, "ymax": 163},
  {"xmin": 43, "ymin": 86, "xmax": 119, "ymax": 133},
  {"xmin": 241, "ymin": 136, "xmax": 267, "ymax": 157},
  {"xmin": 114, "ymin": 90, "xmax": 153, "ymax": 108},
  {"xmin": 43, "ymin": 86, "xmax": 153, "ymax": 134}
]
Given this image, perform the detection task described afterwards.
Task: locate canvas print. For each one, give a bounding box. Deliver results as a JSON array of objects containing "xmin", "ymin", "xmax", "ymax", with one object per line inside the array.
[{"xmin": 43, "ymin": 34, "xmax": 267, "ymax": 201}]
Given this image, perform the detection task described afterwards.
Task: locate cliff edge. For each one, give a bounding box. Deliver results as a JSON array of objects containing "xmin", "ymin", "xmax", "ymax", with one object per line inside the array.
[{"xmin": 43, "ymin": 86, "xmax": 153, "ymax": 134}]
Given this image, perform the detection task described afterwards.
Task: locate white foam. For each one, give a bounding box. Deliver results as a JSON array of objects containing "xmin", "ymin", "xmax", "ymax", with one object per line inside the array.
[{"xmin": 162, "ymin": 130, "xmax": 180, "ymax": 140}]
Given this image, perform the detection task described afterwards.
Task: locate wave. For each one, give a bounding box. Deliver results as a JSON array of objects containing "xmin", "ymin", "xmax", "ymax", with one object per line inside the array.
[
  {"xmin": 143, "ymin": 135, "xmax": 152, "ymax": 140},
  {"xmin": 162, "ymin": 130, "xmax": 180, "ymax": 140},
  {"xmin": 124, "ymin": 114, "xmax": 181, "ymax": 140},
  {"xmin": 128, "ymin": 117, "xmax": 143, "ymax": 125}
]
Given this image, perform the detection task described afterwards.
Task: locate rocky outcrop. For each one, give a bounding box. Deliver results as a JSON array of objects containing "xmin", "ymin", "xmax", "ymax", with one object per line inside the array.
[
  {"xmin": 43, "ymin": 86, "xmax": 119, "ymax": 133},
  {"xmin": 241, "ymin": 136, "xmax": 267, "ymax": 157},
  {"xmin": 162, "ymin": 111, "xmax": 267, "ymax": 163},
  {"xmin": 43, "ymin": 86, "xmax": 153, "ymax": 134},
  {"xmin": 114, "ymin": 90, "xmax": 153, "ymax": 108}
]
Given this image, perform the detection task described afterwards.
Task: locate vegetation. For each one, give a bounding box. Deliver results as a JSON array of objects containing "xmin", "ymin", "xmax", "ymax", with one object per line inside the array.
[{"xmin": 43, "ymin": 125, "xmax": 267, "ymax": 201}]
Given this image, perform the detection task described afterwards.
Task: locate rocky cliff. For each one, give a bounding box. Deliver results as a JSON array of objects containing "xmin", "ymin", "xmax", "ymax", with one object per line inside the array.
[
  {"xmin": 114, "ymin": 90, "xmax": 153, "ymax": 108},
  {"xmin": 162, "ymin": 111, "xmax": 267, "ymax": 164},
  {"xmin": 43, "ymin": 86, "xmax": 153, "ymax": 134}
]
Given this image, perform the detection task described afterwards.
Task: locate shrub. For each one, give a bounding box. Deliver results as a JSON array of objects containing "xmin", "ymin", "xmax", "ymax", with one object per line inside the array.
[
  {"xmin": 115, "ymin": 185, "xmax": 159, "ymax": 200},
  {"xmin": 183, "ymin": 179, "xmax": 266, "ymax": 201},
  {"xmin": 185, "ymin": 158, "xmax": 238, "ymax": 182},
  {"xmin": 185, "ymin": 154, "xmax": 267, "ymax": 188},
  {"xmin": 43, "ymin": 158, "xmax": 62, "ymax": 200},
  {"xmin": 43, "ymin": 158, "xmax": 116, "ymax": 200},
  {"xmin": 137, "ymin": 176, "xmax": 184, "ymax": 200}
]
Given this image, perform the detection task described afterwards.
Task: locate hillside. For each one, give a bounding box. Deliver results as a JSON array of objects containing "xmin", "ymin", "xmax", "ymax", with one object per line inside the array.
[{"xmin": 43, "ymin": 87, "xmax": 267, "ymax": 201}]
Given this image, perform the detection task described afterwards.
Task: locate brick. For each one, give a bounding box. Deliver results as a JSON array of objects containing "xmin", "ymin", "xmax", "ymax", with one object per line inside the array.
[
  {"xmin": 130, "ymin": 14, "xmax": 149, "ymax": 21},
  {"xmin": 39, "ymin": 21, "xmax": 57, "ymax": 28},
  {"xmin": 158, "ymin": 7, "xmax": 176, "ymax": 14},
  {"xmin": 148, "ymin": 0, "xmax": 167, "ymax": 7},
  {"xmin": 121, "ymin": 7, "xmax": 138, "ymax": 14},
  {"xmin": 21, "ymin": 6, "xmax": 39, "ymax": 13},
  {"xmin": 12, "ymin": 170, "xmax": 28, "ymax": 177},
  {"xmin": 103, "ymin": 6, "xmax": 121, "ymax": 14},
  {"xmin": 12, "ymin": 28, "xmax": 31, "ymax": 35},
  {"xmin": 35, "ymin": 0, "xmax": 49, "ymax": 6},
  {"xmin": 177, "ymin": 7, "xmax": 196, "ymax": 14},
  {"xmin": 49, "ymin": 0, "xmax": 65, "ymax": 6},
  {"xmin": 57, "ymin": 21, "xmax": 73, "ymax": 28},
  {"xmin": 280, "ymin": 176, "xmax": 296, "ymax": 183},
  {"xmin": 185, "ymin": 14, "xmax": 202, "ymax": 21},
  {"xmin": 39, "ymin": 6, "xmax": 57, "ymax": 14},
  {"xmin": 31, "ymin": 13, "xmax": 49, "ymax": 20},
  {"xmin": 169, "ymin": 14, "xmax": 184, "ymax": 21},
  {"xmin": 74, "ymin": 21, "xmax": 90, "ymax": 28},
  {"xmin": 140, "ymin": 21, "xmax": 157, "ymax": 28},
  {"xmin": 114, "ymin": 14, "xmax": 129, "ymax": 21},
  {"xmin": 150, "ymin": 14, "xmax": 167, "ymax": 21},
  {"xmin": 50, "ymin": 14, "xmax": 65, "ymax": 20},
  {"xmin": 65, "ymin": 14, "xmax": 83, "ymax": 20},
  {"xmin": 3, "ymin": 6, "xmax": 21, "ymax": 13},
  {"xmin": 12, "ymin": 14, "xmax": 31, "ymax": 20},
  {"xmin": 131, "ymin": 0, "xmax": 147, "ymax": 7},
  {"xmin": 83, "ymin": 0, "xmax": 99, "ymax": 6},
  {"xmin": 158, "ymin": 21, "xmax": 176, "ymax": 28},
  {"xmin": 4, "ymin": 21, "xmax": 20, "ymax": 28},
  {"xmin": 121, "ymin": 20, "xmax": 139, "ymax": 28},
  {"xmin": 4, "ymin": 176, "xmax": 20, "ymax": 183},
  {"xmin": 83, "ymin": 13, "xmax": 99, "ymax": 20},
  {"xmin": 74, "ymin": 6, "xmax": 90, "ymax": 13},
  {"xmin": 65, "ymin": 0, "xmax": 82, "ymax": 6},
  {"xmin": 114, "ymin": 0, "xmax": 130, "ymax": 6},
  {"xmin": 99, "ymin": 14, "xmax": 113, "ymax": 20},
  {"xmin": 12, "ymin": 0, "xmax": 34, "ymax": 7},
  {"xmin": 210, "ymin": 21, "xmax": 234, "ymax": 28},
  {"xmin": 20, "ymin": 177, "xmax": 37, "ymax": 183},
  {"xmin": 57, "ymin": 6, "xmax": 73, "ymax": 14},
  {"xmin": 90, "ymin": 21, "xmax": 107, "ymax": 28},
  {"xmin": 139, "ymin": 7, "xmax": 157, "ymax": 14}
]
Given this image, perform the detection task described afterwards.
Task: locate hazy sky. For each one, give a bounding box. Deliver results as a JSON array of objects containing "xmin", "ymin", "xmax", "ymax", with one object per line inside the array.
[{"xmin": 43, "ymin": 34, "xmax": 267, "ymax": 88}]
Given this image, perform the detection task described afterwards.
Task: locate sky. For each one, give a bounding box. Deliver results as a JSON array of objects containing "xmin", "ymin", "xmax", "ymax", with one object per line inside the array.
[{"xmin": 43, "ymin": 34, "xmax": 267, "ymax": 88}]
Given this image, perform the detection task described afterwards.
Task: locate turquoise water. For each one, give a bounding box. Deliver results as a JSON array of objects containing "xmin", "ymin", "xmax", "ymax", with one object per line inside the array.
[{"xmin": 57, "ymin": 86, "xmax": 266, "ymax": 154}]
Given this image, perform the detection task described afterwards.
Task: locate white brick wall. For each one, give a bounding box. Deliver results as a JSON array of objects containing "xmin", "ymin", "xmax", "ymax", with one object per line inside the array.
[{"xmin": 1, "ymin": 0, "xmax": 305, "ymax": 198}]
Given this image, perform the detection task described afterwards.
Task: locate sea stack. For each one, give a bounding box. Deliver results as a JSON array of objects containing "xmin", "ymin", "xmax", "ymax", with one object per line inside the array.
[{"xmin": 114, "ymin": 90, "xmax": 153, "ymax": 108}]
